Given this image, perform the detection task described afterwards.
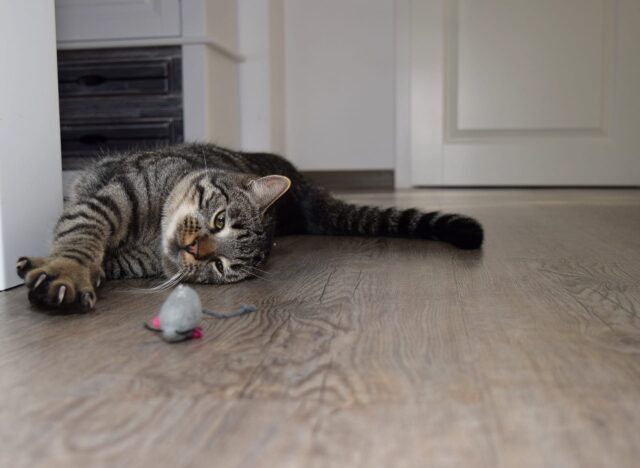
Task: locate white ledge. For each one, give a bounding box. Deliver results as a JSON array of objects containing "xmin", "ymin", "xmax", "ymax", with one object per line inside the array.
[{"xmin": 57, "ymin": 36, "xmax": 245, "ymax": 62}]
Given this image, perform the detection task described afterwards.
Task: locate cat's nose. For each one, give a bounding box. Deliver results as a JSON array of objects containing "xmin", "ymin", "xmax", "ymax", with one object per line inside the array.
[{"xmin": 188, "ymin": 235, "xmax": 216, "ymax": 259}]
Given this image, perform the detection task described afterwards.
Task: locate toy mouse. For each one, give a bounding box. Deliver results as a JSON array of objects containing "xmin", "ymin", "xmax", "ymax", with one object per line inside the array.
[{"xmin": 145, "ymin": 284, "xmax": 257, "ymax": 342}]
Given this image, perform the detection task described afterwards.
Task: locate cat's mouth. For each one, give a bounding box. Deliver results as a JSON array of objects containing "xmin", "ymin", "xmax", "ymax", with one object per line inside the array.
[
  {"xmin": 179, "ymin": 239, "xmax": 198, "ymax": 258},
  {"xmin": 164, "ymin": 239, "xmax": 193, "ymax": 268},
  {"xmin": 168, "ymin": 243, "xmax": 196, "ymax": 266},
  {"xmin": 176, "ymin": 236, "xmax": 217, "ymax": 261}
]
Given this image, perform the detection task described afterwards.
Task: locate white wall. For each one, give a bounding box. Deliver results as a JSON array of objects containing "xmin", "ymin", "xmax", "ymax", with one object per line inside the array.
[
  {"xmin": 269, "ymin": 0, "xmax": 286, "ymax": 154},
  {"xmin": 182, "ymin": 0, "xmax": 241, "ymax": 146},
  {"xmin": 240, "ymin": 0, "xmax": 396, "ymax": 170},
  {"xmin": 238, "ymin": 0, "xmax": 286, "ymax": 154},
  {"xmin": 0, "ymin": 1, "xmax": 63, "ymax": 290},
  {"xmin": 284, "ymin": 0, "xmax": 395, "ymax": 170}
]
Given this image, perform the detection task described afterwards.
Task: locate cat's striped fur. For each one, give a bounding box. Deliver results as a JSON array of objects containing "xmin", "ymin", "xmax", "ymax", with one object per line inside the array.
[{"xmin": 17, "ymin": 143, "xmax": 483, "ymax": 311}]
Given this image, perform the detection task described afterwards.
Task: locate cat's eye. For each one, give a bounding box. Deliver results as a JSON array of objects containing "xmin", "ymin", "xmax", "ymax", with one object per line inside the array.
[
  {"xmin": 213, "ymin": 211, "xmax": 226, "ymax": 231},
  {"xmin": 214, "ymin": 259, "xmax": 224, "ymax": 274}
]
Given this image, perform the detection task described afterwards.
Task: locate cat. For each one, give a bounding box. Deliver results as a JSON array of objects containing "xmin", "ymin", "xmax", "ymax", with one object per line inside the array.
[{"xmin": 16, "ymin": 143, "xmax": 483, "ymax": 311}]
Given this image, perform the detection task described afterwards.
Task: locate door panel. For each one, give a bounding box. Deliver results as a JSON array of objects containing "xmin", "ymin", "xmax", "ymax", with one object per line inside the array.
[
  {"xmin": 455, "ymin": 0, "xmax": 605, "ymax": 132},
  {"xmin": 411, "ymin": 0, "xmax": 640, "ymax": 185}
]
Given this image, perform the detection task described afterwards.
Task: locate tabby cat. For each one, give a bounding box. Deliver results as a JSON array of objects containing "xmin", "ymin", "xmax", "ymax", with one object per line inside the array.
[{"xmin": 16, "ymin": 143, "xmax": 483, "ymax": 311}]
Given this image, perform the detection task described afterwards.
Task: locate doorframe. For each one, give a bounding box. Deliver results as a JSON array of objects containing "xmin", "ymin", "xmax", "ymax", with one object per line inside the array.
[
  {"xmin": 394, "ymin": 0, "xmax": 413, "ymax": 189},
  {"xmin": 394, "ymin": 0, "xmax": 445, "ymax": 188}
]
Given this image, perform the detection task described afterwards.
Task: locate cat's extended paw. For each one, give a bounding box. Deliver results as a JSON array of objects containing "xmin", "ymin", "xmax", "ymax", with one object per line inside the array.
[{"xmin": 19, "ymin": 256, "xmax": 104, "ymax": 312}]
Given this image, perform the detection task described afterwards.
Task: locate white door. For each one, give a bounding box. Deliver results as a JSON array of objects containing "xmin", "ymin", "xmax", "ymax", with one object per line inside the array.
[{"xmin": 410, "ymin": 0, "xmax": 640, "ymax": 186}]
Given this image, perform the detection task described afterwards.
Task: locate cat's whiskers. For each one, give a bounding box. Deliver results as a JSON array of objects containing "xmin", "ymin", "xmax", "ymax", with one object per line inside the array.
[
  {"xmin": 120, "ymin": 270, "xmax": 187, "ymax": 294},
  {"xmin": 201, "ymin": 148, "xmax": 208, "ymax": 171},
  {"xmin": 240, "ymin": 265, "xmax": 270, "ymax": 277},
  {"xmin": 240, "ymin": 267, "xmax": 282, "ymax": 284},
  {"xmin": 243, "ymin": 264, "xmax": 274, "ymax": 276},
  {"xmin": 152, "ymin": 271, "xmax": 185, "ymax": 290}
]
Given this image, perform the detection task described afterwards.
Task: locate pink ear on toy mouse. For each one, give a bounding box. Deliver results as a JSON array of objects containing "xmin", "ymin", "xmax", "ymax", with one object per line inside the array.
[{"xmin": 145, "ymin": 315, "xmax": 162, "ymax": 331}]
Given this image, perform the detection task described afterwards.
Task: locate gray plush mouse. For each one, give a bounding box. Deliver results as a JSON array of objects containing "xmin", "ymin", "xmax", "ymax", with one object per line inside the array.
[{"xmin": 145, "ymin": 285, "xmax": 257, "ymax": 342}]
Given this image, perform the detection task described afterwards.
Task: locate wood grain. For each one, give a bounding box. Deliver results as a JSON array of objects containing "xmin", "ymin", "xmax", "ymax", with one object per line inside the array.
[{"xmin": 1, "ymin": 189, "xmax": 639, "ymax": 468}]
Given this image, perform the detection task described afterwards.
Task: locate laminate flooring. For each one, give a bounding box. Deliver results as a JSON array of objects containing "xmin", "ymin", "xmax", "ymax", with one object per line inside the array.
[{"xmin": 1, "ymin": 189, "xmax": 639, "ymax": 468}]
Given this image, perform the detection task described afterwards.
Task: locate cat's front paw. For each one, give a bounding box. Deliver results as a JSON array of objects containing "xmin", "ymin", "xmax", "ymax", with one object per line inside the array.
[{"xmin": 17, "ymin": 256, "xmax": 104, "ymax": 312}]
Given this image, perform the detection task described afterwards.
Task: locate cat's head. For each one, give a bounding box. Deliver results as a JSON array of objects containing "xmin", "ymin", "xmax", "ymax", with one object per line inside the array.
[{"xmin": 161, "ymin": 170, "xmax": 290, "ymax": 283}]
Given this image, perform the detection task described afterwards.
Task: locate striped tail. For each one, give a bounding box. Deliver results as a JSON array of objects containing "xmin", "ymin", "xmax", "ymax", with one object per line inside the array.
[{"xmin": 304, "ymin": 192, "xmax": 484, "ymax": 250}]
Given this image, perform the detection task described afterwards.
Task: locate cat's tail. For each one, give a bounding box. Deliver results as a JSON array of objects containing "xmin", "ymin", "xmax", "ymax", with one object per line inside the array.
[{"xmin": 302, "ymin": 189, "xmax": 483, "ymax": 250}]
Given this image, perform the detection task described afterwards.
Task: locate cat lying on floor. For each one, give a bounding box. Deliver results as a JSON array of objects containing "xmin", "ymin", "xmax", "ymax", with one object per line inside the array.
[{"xmin": 17, "ymin": 143, "xmax": 483, "ymax": 311}]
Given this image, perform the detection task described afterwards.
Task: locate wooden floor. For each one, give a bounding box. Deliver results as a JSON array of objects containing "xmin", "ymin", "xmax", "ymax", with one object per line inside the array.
[{"xmin": 1, "ymin": 189, "xmax": 640, "ymax": 468}]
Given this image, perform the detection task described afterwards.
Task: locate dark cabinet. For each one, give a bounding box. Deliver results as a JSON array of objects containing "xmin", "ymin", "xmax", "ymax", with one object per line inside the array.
[{"xmin": 57, "ymin": 46, "xmax": 183, "ymax": 169}]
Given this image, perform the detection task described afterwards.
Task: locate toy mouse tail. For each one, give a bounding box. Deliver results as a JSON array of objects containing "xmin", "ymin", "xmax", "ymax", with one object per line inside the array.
[{"xmin": 202, "ymin": 304, "xmax": 257, "ymax": 319}]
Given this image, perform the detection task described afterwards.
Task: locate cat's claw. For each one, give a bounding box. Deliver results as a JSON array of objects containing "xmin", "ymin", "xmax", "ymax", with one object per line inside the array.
[
  {"xmin": 57, "ymin": 285, "xmax": 67, "ymax": 304},
  {"xmin": 16, "ymin": 259, "xmax": 28, "ymax": 272},
  {"xmin": 91, "ymin": 270, "xmax": 105, "ymax": 289},
  {"xmin": 80, "ymin": 291, "xmax": 97, "ymax": 310},
  {"xmin": 34, "ymin": 273, "xmax": 47, "ymax": 289}
]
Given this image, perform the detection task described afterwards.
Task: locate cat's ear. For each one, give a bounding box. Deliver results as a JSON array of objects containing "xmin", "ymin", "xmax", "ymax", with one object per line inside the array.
[{"xmin": 247, "ymin": 175, "xmax": 291, "ymax": 212}]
